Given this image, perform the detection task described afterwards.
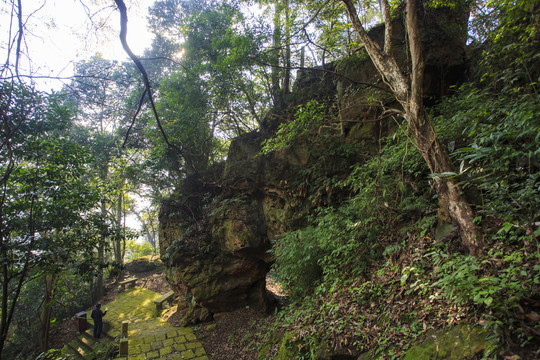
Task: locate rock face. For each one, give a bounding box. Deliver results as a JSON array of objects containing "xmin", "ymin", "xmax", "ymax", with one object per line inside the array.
[{"xmin": 159, "ymin": 8, "xmax": 470, "ymax": 323}]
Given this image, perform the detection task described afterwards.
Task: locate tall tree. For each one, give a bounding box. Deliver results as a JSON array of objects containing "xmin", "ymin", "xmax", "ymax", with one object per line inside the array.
[
  {"xmin": 268, "ymin": 0, "xmax": 294, "ymax": 105},
  {"xmin": 67, "ymin": 57, "xmax": 143, "ymax": 286},
  {"xmin": 338, "ymin": 0, "xmax": 483, "ymax": 254},
  {"xmin": 0, "ymin": 83, "xmax": 104, "ymax": 356},
  {"xmin": 142, "ymin": 0, "xmax": 268, "ymax": 177}
]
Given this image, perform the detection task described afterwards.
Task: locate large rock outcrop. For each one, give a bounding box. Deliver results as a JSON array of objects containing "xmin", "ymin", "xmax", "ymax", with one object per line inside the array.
[{"xmin": 159, "ymin": 7, "xmax": 470, "ymax": 323}]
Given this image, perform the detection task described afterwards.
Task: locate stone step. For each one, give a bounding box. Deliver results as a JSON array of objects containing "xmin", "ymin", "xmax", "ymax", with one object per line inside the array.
[
  {"xmin": 68, "ymin": 337, "xmax": 95, "ymax": 360},
  {"xmin": 79, "ymin": 331, "xmax": 97, "ymax": 347},
  {"xmin": 63, "ymin": 344, "xmax": 85, "ymax": 359},
  {"xmin": 75, "ymin": 336, "xmax": 94, "ymax": 353},
  {"xmin": 85, "ymin": 320, "xmax": 114, "ymax": 340},
  {"xmin": 66, "ymin": 341, "xmax": 93, "ymax": 360}
]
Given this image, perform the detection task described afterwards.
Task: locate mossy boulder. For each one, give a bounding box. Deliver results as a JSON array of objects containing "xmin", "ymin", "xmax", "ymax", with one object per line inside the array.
[
  {"xmin": 126, "ymin": 256, "xmax": 162, "ymax": 273},
  {"xmin": 403, "ymin": 324, "xmax": 497, "ymax": 360}
]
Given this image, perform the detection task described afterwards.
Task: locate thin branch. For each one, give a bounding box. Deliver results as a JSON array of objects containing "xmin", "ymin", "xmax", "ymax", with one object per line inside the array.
[
  {"xmin": 290, "ymin": 0, "xmax": 332, "ymax": 40},
  {"xmin": 122, "ymin": 88, "xmax": 147, "ymax": 149},
  {"xmin": 2, "ymin": 2, "xmax": 16, "ymax": 74},
  {"xmin": 406, "ymin": 0, "xmax": 424, "ymax": 104},
  {"xmin": 140, "ymin": 56, "xmax": 196, "ymax": 77},
  {"xmin": 302, "ymin": 27, "xmax": 338, "ymax": 61},
  {"xmin": 15, "ymin": 0, "xmax": 23, "ymax": 81},
  {"xmin": 113, "ymin": 0, "xmax": 195, "ymax": 173},
  {"xmin": 342, "ymin": 0, "xmax": 411, "ymax": 102}
]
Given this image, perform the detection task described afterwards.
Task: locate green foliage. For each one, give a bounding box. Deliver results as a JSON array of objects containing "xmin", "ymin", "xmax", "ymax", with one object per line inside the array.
[
  {"xmin": 146, "ymin": 0, "xmax": 267, "ymax": 176},
  {"xmin": 474, "ymin": 0, "xmax": 540, "ymax": 91},
  {"xmin": 271, "ymin": 228, "xmax": 324, "ymax": 295},
  {"xmin": 5, "ymin": 271, "xmax": 96, "ymax": 359},
  {"xmin": 125, "ymin": 240, "xmax": 155, "ymax": 261},
  {"xmin": 0, "ymin": 82, "xmax": 112, "ymax": 357},
  {"xmin": 271, "ymin": 125, "xmax": 434, "ymax": 299},
  {"xmin": 267, "ymin": 3, "xmax": 540, "ymax": 357},
  {"xmin": 69, "ymin": 56, "xmax": 140, "ymax": 135},
  {"xmin": 302, "ymin": 0, "xmax": 383, "ymax": 60},
  {"xmin": 432, "ymin": 248, "xmax": 538, "ymax": 311},
  {"xmin": 261, "ymin": 100, "xmax": 325, "ymax": 154},
  {"xmin": 425, "ymin": 0, "xmax": 476, "ymax": 9},
  {"xmin": 433, "ymin": 86, "xmax": 540, "ymax": 231},
  {"xmin": 430, "ymin": 244, "xmax": 539, "ymax": 347},
  {"xmin": 153, "ymin": 70, "xmax": 214, "ymax": 171}
]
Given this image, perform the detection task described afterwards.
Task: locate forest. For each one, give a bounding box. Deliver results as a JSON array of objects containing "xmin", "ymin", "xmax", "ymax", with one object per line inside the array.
[{"xmin": 0, "ymin": 0, "xmax": 538, "ymax": 359}]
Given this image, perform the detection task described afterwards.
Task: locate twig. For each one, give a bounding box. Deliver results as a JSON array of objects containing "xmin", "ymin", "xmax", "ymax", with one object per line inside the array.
[{"xmin": 122, "ymin": 88, "xmax": 147, "ymax": 149}]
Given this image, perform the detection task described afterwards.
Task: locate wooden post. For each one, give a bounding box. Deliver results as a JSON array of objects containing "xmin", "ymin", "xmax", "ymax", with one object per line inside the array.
[
  {"xmin": 119, "ymin": 320, "xmax": 129, "ymax": 356},
  {"xmin": 122, "ymin": 321, "xmax": 129, "ymax": 338},
  {"xmin": 119, "ymin": 338, "xmax": 128, "ymax": 356}
]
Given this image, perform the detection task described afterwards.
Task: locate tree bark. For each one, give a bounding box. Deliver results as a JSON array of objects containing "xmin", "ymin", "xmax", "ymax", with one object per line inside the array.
[
  {"xmin": 115, "ymin": 189, "xmax": 123, "ymax": 265},
  {"xmin": 114, "ymin": 0, "xmax": 197, "ymax": 174},
  {"xmin": 271, "ymin": 1, "xmax": 283, "ymax": 105},
  {"xmin": 134, "ymin": 211, "xmax": 156, "ymax": 250},
  {"xmin": 341, "ymin": 0, "xmax": 483, "ymax": 255},
  {"xmin": 283, "ymin": 0, "xmax": 291, "ymax": 97},
  {"xmin": 96, "ymin": 197, "xmax": 107, "ymax": 301},
  {"xmin": 38, "ymin": 273, "xmax": 55, "ymax": 352}
]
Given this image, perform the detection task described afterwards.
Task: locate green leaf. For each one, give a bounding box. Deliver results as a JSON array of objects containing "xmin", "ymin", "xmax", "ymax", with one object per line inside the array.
[{"xmin": 400, "ymin": 273, "xmax": 408, "ymax": 286}]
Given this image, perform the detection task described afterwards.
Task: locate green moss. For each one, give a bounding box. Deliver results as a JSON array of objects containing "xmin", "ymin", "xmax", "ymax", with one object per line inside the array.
[
  {"xmin": 181, "ymin": 349, "xmax": 196, "ymax": 359},
  {"xmin": 403, "ymin": 324, "xmax": 497, "ymax": 360},
  {"xmin": 275, "ymin": 332, "xmax": 299, "ymax": 360}
]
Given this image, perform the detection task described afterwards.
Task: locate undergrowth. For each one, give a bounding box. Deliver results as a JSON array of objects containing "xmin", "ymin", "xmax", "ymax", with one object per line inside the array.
[
  {"xmin": 263, "ymin": 44, "xmax": 539, "ymax": 360},
  {"xmin": 258, "ymin": 1, "xmax": 540, "ymax": 358}
]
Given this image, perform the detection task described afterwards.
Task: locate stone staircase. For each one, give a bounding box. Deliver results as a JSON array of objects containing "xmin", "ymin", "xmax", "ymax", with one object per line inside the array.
[
  {"xmin": 61, "ymin": 287, "xmax": 209, "ymax": 360},
  {"xmin": 63, "ymin": 319, "xmax": 115, "ymax": 359}
]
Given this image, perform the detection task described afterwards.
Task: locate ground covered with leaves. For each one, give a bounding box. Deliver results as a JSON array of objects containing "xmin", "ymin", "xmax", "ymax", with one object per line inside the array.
[{"xmin": 262, "ymin": 233, "xmax": 539, "ymax": 359}]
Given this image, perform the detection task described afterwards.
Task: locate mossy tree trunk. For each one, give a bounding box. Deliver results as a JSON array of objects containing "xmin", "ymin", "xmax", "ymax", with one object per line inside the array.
[
  {"xmin": 38, "ymin": 273, "xmax": 55, "ymax": 352},
  {"xmin": 341, "ymin": 0, "xmax": 483, "ymax": 255}
]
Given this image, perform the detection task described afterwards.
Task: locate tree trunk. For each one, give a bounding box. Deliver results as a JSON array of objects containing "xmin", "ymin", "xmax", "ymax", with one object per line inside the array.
[
  {"xmin": 96, "ymin": 199, "xmax": 107, "ymax": 300},
  {"xmin": 283, "ymin": 0, "xmax": 291, "ymax": 97},
  {"xmin": 271, "ymin": 1, "xmax": 283, "ymax": 105},
  {"xmin": 115, "ymin": 190, "xmax": 123, "ymax": 265},
  {"xmin": 136, "ymin": 212, "xmax": 156, "ymax": 250},
  {"xmin": 0, "ymin": 262, "xmax": 9, "ymax": 358},
  {"xmin": 341, "ymin": 0, "xmax": 483, "ymax": 255},
  {"xmin": 96, "ymin": 244, "xmax": 105, "ymax": 300},
  {"xmin": 408, "ymin": 109, "xmax": 484, "ymax": 255},
  {"xmin": 122, "ymin": 200, "xmax": 126, "ymax": 261},
  {"xmin": 38, "ymin": 273, "xmax": 55, "ymax": 352}
]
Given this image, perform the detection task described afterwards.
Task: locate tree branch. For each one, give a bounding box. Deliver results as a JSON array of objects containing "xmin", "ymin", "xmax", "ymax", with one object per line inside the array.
[
  {"xmin": 341, "ymin": 0, "xmax": 408, "ymax": 100},
  {"xmin": 15, "ymin": 0, "xmax": 23, "ymax": 81},
  {"xmin": 247, "ymin": 55, "xmax": 393, "ymax": 94},
  {"xmin": 122, "ymin": 88, "xmax": 147, "ymax": 149},
  {"xmin": 382, "ymin": 0, "xmax": 392, "ymax": 55},
  {"xmin": 405, "ymin": 0, "xmax": 425, "ymax": 108},
  {"xmin": 113, "ymin": 0, "xmax": 195, "ymax": 173}
]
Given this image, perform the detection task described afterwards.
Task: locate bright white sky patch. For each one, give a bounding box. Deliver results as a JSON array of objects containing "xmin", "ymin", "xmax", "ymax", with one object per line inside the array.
[{"xmin": 0, "ymin": 0, "xmax": 155, "ymax": 90}]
